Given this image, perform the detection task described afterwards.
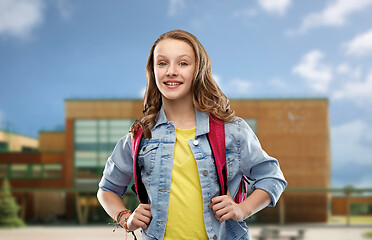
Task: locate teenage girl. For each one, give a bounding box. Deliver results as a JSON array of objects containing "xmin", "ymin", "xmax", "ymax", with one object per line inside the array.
[{"xmin": 97, "ymin": 30, "xmax": 287, "ymax": 240}]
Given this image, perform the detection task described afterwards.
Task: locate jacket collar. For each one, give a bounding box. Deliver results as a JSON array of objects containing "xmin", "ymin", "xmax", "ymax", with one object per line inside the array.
[
  {"xmin": 154, "ymin": 105, "xmax": 168, "ymax": 128},
  {"xmin": 154, "ymin": 105, "xmax": 209, "ymax": 137}
]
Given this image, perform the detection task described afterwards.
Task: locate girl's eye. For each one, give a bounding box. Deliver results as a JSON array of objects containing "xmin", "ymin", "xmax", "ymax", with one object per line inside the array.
[
  {"xmin": 179, "ymin": 62, "xmax": 188, "ymax": 66},
  {"xmin": 158, "ymin": 62, "xmax": 167, "ymax": 66}
]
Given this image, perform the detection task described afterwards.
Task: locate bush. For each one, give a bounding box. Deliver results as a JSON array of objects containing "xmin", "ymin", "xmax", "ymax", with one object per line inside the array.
[{"xmin": 0, "ymin": 178, "xmax": 25, "ymax": 227}]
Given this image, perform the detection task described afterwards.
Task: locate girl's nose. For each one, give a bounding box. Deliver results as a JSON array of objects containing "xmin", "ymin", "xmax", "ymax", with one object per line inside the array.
[{"xmin": 166, "ymin": 64, "xmax": 178, "ymax": 76}]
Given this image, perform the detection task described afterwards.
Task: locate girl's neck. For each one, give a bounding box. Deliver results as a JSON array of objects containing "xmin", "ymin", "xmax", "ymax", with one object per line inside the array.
[{"xmin": 162, "ymin": 97, "xmax": 196, "ymax": 129}]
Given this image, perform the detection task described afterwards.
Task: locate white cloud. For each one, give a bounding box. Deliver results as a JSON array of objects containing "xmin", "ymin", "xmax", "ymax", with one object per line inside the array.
[
  {"xmin": 344, "ymin": 28, "xmax": 372, "ymax": 56},
  {"xmin": 292, "ymin": 50, "xmax": 333, "ymax": 93},
  {"xmin": 213, "ymin": 75, "xmax": 252, "ymax": 97},
  {"xmin": 258, "ymin": 0, "xmax": 291, "ymax": 15},
  {"xmin": 336, "ymin": 63, "xmax": 361, "ymax": 79},
  {"xmin": 332, "ymin": 119, "xmax": 372, "ymax": 167},
  {"xmin": 332, "ymin": 70, "xmax": 372, "ymax": 107},
  {"xmin": 168, "ymin": 0, "xmax": 185, "ymax": 17},
  {"xmin": 336, "ymin": 63, "xmax": 351, "ymax": 74},
  {"xmin": 333, "ymin": 173, "xmax": 372, "ymax": 188},
  {"xmin": 294, "ymin": 0, "xmax": 372, "ymax": 33},
  {"xmin": 230, "ymin": 78, "xmax": 252, "ymax": 94},
  {"xmin": 0, "ymin": 0, "xmax": 44, "ymax": 39}
]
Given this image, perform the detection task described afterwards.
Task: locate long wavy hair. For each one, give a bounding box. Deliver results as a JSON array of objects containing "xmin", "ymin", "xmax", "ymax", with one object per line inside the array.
[{"xmin": 130, "ymin": 30, "xmax": 235, "ymax": 139}]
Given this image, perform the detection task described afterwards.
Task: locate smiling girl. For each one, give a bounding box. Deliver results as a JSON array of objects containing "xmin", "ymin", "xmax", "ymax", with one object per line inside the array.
[{"xmin": 97, "ymin": 30, "xmax": 287, "ymax": 240}]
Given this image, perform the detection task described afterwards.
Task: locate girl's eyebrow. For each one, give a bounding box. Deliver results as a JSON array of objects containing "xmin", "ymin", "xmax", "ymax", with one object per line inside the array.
[
  {"xmin": 155, "ymin": 54, "xmax": 193, "ymax": 59},
  {"xmin": 155, "ymin": 55, "xmax": 167, "ymax": 59},
  {"xmin": 178, "ymin": 54, "xmax": 192, "ymax": 59}
]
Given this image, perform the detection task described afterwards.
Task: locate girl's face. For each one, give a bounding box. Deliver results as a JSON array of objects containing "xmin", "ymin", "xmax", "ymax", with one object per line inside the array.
[{"xmin": 153, "ymin": 39, "xmax": 196, "ymax": 104}]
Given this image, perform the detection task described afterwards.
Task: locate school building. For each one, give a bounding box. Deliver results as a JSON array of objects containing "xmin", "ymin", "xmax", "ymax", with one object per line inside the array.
[
  {"xmin": 0, "ymin": 98, "xmax": 330, "ymax": 223},
  {"xmin": 0, "ymin": 130, "xmax": 38, "ymax": 152}
]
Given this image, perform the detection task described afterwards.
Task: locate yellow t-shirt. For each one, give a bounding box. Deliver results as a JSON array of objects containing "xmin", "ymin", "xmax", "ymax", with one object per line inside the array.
[{"xmin": 163, "ymin": 128, "xmax": 208, "ymax": 240}]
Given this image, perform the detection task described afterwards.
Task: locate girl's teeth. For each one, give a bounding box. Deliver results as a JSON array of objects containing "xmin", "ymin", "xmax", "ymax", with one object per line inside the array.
[{"xmin": 166, "ymin": 82, "xmax": 180, "ymax": 85}]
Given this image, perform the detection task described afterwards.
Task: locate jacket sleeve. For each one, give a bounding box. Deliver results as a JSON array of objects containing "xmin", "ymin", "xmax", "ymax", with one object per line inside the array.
[
  {"xmin": 98, "ymin": 133, "xmax": 134, "ymax": 197},
  {"xmin": 238, "ymin": 119, "xmax": 287, "ymax": 207}
]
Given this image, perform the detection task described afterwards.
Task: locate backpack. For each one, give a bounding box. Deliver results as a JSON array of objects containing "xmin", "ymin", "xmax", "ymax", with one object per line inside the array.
[{"xmin": 131, "ymin": 115, "xmax": 249, "ymax": 204}]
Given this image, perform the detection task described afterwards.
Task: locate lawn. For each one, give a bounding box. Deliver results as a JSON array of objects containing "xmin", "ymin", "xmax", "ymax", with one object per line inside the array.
[
  {"xmin": 329, "ymin": 215, "xmax": 372, "ymax": 224},
  {"xmin": 365, "ymin": 232, "xmax": 372, "ymax": 238}
]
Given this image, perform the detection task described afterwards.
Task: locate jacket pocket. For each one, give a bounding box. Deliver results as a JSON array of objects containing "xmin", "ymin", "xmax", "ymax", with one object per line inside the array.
[{"xmin": 138, "ymin": 141, "xmax": 159, "ymax": 176}]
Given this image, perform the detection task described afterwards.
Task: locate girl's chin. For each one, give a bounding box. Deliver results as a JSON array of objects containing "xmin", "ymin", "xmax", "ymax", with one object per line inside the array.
[{"xmin": 161, "ymin": 93, "xmax": 193, "ymax": 103}]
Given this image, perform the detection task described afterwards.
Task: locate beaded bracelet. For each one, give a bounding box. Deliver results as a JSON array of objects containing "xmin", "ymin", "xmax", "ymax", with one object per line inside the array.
[
  {"xmin": 109, "ymin": 209, "xmax": 137, "ymax": 240},
  {"xmin": 115, "ymin": 209, "xmax": 132, "ymax": 224},
  {"xmin": 116, "ymin": 209, "xmax": 136, "ymax": 238}
]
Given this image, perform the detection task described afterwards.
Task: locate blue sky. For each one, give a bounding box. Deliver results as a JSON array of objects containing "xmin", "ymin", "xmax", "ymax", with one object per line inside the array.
[{"xmin": 1, "ymin": 0, "xmax": 372, "ymax": 188}]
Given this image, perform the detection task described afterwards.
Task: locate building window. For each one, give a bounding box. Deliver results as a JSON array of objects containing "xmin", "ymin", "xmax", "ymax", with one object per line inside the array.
[
  {"xmin": 10, "ymin": 164, "xmax": 29, "ymax": 179},
  {"xmin": 32, "ymin": 164, "xmax": 43, "ymax": 178},
  {"xmin": 22, "ymin": 146, "xmax": 38, "ymax": 152},
  {"xmin": 0, "ymin": 141, "xmax": 8, "ymax": 152},
  {"xmin": 0, "ymin": 164, "xmax": 62, "ymax": 179},
  {"xmin": 44, "ymin": 164, "xmax": 62, "ymax": 179},
  {"xmin": 0, "ymin": 164, "xmax": 7, "ymax": 178},
  {"xmin": 74, "ymin": 119, "xmax": 133, "ymax": 188}
]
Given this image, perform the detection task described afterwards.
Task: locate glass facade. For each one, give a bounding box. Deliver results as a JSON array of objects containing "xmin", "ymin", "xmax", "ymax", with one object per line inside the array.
[
  {"xmin": 74, "ymin": 119, "xmax": 133, "ymax": 189},
  {"xmin": 0, "ymin": 163, "xmax": 62, "ymax": 179}
]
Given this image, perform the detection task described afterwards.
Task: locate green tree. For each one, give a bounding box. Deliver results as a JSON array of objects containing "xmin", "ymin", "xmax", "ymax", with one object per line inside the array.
[{"xmin": 0, "ymin": 178, "xmax": 25, "ymax": 227}]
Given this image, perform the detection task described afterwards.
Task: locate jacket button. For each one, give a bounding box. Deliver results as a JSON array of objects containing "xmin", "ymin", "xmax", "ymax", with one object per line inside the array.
[
  {"xmin": 213, "ymin": 235, "xmax": 217, "ymax": 240},
  {"xmin": 203, "ymin": 170, "xmax": 208, "ymax": 176},
  {"xmin": 193, "ymin": 140, "xmax": 199, "ymax": 146},
  {"xmin": 142, "ymin": 147, "xmax": 146, "ymax": 151}
]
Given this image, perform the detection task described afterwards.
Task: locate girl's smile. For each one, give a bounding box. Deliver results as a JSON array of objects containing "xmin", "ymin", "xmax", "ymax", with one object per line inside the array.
[{"xmin": 163, "ymin": 80, "xmax": 183, "ymax": 88}]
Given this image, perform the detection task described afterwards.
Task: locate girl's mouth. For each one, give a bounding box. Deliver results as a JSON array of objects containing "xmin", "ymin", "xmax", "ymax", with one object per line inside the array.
[{"xmin": 164, "ymin": 81, "xmax": 182, "ymax": 86}]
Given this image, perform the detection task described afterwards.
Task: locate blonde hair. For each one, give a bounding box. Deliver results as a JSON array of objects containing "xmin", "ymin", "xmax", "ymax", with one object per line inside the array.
[{"xmin": 131, "ymin": 30, "xmax": 235, "ymax": 139}]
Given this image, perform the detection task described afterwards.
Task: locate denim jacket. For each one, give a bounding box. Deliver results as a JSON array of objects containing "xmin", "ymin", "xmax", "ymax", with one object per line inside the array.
[{"xmin": 99, "ymin": 106, "xmax": 287, "ymax": 240}]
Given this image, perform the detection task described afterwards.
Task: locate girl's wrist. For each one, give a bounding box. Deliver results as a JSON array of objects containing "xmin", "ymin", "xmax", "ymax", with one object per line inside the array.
[
  {"xmin": 115, "ymin": 209, "xmax": 132, "ymax": 231},
  {"xmin": 238, "ymin": 201, "xmax": 252, "ymax": 220}
]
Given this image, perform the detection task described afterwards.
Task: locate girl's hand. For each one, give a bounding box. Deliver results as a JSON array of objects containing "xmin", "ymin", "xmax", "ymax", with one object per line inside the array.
[
  {"xmin": 126, "ymin": 204, "xmax": 152, "ymax": 231},
  {"xmin": 209, "ymin": 194, "xmax": 247, "ymax": 223}
]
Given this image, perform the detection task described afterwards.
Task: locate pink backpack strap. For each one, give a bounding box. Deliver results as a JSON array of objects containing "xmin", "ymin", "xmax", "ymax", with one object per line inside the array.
[
  {"xmin": 234, "ymin": 175, "xmax": 249, "ymax": 203},
  {"xmin": 208, "ymin": 115, "xmax": 228, "ymax": 196},
  {"xmin": 209, "ymin": 115, "xmax": 248, "ymax": 203},
  {"xmin": 131, "ymin": 126, "xmax": 148, "ymax": 204}
]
